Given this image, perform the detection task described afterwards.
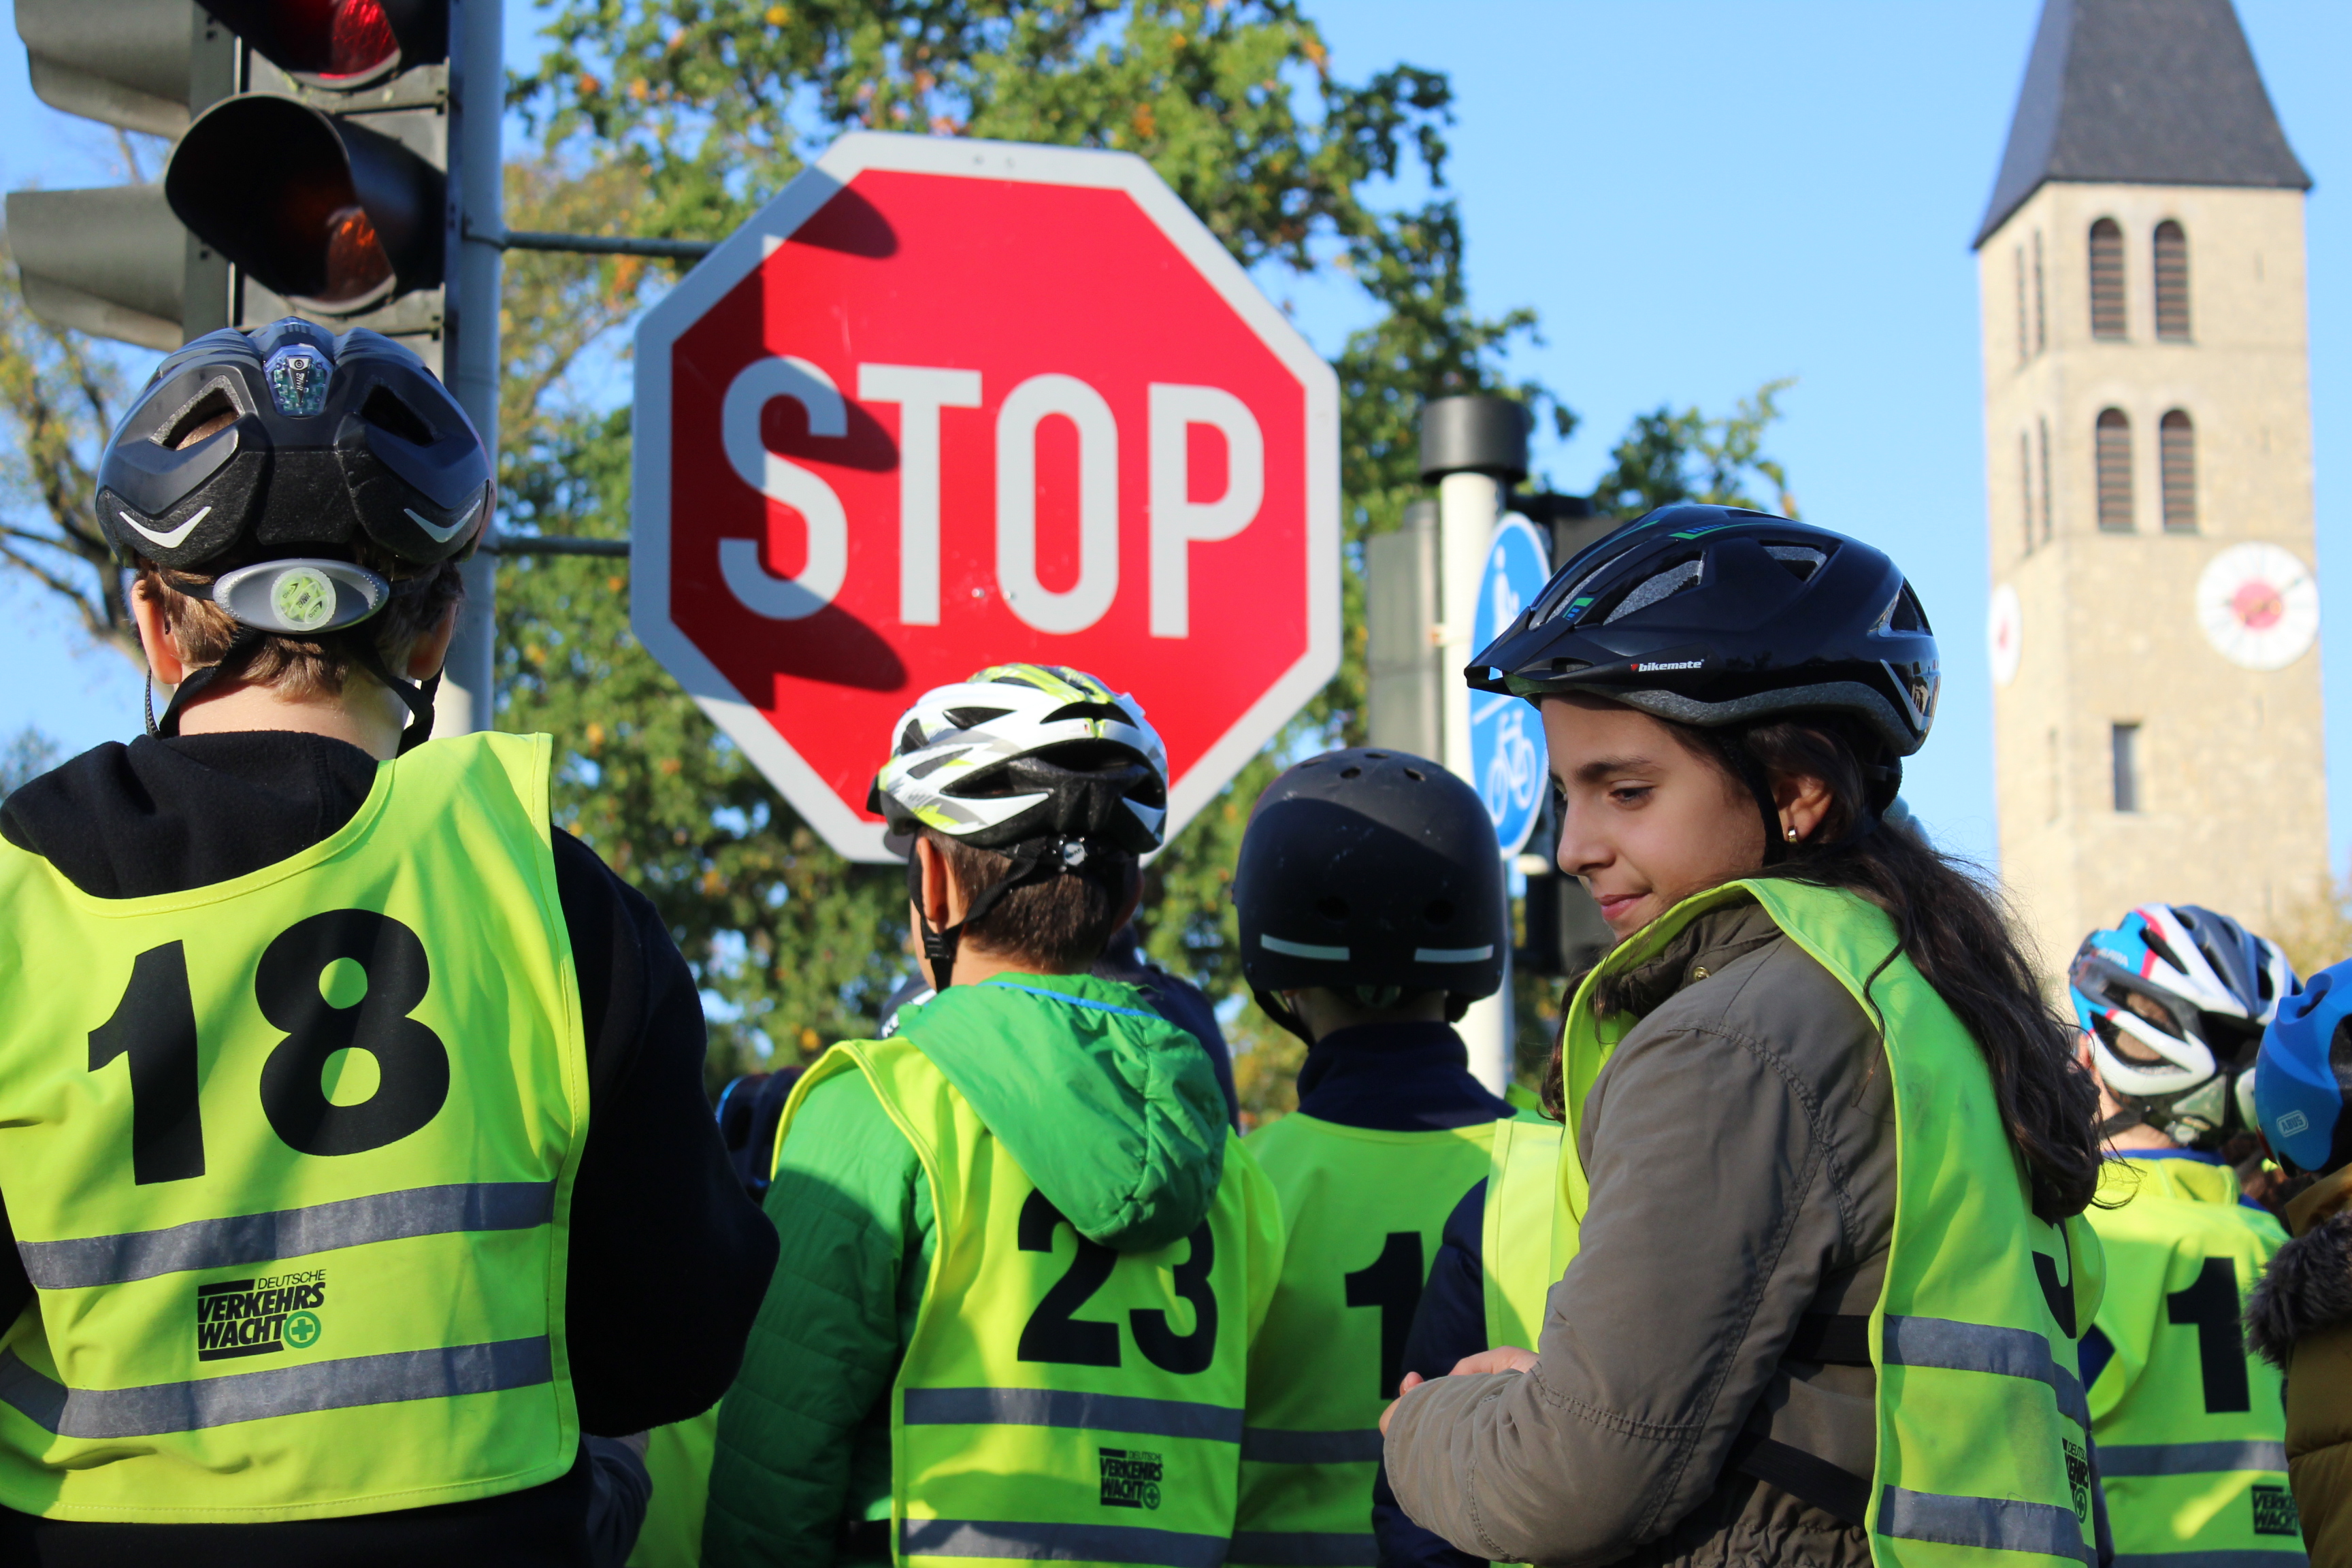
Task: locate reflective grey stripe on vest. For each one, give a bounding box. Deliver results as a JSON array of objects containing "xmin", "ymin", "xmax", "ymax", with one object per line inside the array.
[
  {"xmin": 900, "ymin": 1517, "xmax": 1228, "ymax": 1567},
  {"xmin": 1226, "ymin": 1529, "xmax": 1377, "ymax": 1565},
  {"xmin": 1239, "ymin": 1426, "xmax": 1383, "ymax": 1464},
  {"xmin": 16, "ymin": 1182, "xmax": 557, "ymax": 1289},
  {"xmin": 1880, "ymin": 1314, "xmax": 2092, "ymax": 1431},
  {"xmin": 902, "ymin": 1386, "xmax": 1243, "ymax": 1444},
  {"xmin": 1878, "ymin": 1485, "xmax": 2095, "ymax": 1565},
  {"xmin": 0, "ymin": 1337, "xmax": 551, "ymax": 1440},
  {"xmin": 2098, "ymin": 1441, "xmax": 2291, "ymax": 1478},
  {"xmin": 2112, "ymin": 1554, "xmax": 2310, "ymax": 1567}
]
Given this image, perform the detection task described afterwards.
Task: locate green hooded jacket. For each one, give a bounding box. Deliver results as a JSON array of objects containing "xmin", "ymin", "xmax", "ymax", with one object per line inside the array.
[{"xmin": 701, "ymin": 973, "xmax": 1232, "ymax": 1567}]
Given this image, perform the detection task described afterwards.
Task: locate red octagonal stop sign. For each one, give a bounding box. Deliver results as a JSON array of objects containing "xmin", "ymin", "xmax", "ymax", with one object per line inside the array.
[{"xmin": 633, "ymin": 132, "xmax": 1339, "ymax": 861}]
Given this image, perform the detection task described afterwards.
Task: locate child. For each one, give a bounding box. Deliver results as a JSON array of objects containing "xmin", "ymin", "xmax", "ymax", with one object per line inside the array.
[
  {"xmin": 1383, "ymin": 504, "xmax": 2104, "ymax": 1567},
  {"xmin": 1226, "ymin": 747, "xmax": 1535, "ymax": 1568},
  {"xmin": 0, "ymin": 321, "xmax": 773, "ymax": 1561},
  {"xmin": 701, "ymin": 665, "xmax": 1280, "ymax": 1566}
]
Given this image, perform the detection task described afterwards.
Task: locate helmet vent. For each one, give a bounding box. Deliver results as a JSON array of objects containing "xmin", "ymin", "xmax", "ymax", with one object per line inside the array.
[
  {"xmin": 1042, "ymin": 701, "xmax": 1128, "ymax": 724},
  {"xmin": 899, "ymin": 719, "xmax": 927, "ymax": 753},
  {"xmin": 361, "ymin": 385, "xmax": 434, "ymax": 444},
  {"xmin": 944, "ymin": 706, "xmax": 1011, "ymax": 730},
  {"xmin": 1403, "ymin": 767, "xmax": 1425, "ymax": 781},
  {"xmin": 1763, "ymin": 544, "xmax": 1826, "ymax": 581},
  {"xmin": 1881, "ymin": 583, "xmax": 1930, "ymax": 634},
  {"xmin": 158, "ymin": 382, "xmax": 242, "ymax": 451},
  {"xmin": 1602, "ymin": 558, "xmax": 1701, "ymax": 624},
  {"xmin": 1339, "ymin": 765, "xmax": 1362, "ymax": 779}
]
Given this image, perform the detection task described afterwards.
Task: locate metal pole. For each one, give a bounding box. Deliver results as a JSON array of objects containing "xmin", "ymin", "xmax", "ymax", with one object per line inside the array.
[
  {"xmin": 436, "ymin": 0, "xmax": 503, "ymax": 737},
  {"xmin": 1420, "ymin": 396, "xmax": 1531, "ymax": 1096}
]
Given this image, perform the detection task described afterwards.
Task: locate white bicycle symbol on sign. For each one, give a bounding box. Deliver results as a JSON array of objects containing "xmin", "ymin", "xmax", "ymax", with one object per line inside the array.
[{"xmin": 1481, "ymin": 702, "xmax": 1545, "ymax": 828}]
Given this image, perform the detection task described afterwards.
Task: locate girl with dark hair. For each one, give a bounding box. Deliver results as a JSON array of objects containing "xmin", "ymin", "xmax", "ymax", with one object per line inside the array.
[{"xmin": 1378, "ymin": 506, "xmax": 2105, "ymax": 1568}]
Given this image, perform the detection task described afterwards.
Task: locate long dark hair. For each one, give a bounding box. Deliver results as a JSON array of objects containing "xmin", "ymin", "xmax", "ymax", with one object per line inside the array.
[{"xmin": 1543, "ymin": 715, "xmax": 2103, "ymax": 1224}]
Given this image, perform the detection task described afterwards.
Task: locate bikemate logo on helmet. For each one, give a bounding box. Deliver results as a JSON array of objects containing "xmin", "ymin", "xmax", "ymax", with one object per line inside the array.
[
  {"xmin": 2070, "ymin": 903, "xmax": 2297, "ymax": 1147},
  {"xmin": 1465, "ymin": 503, "xmax": 1940, "ymax": 774},
  {"xmin": 870, "ymin": 664, "xmax": 1169, "ymax": 991},
  {"xmin": 95, "ymin": 318, "xmax": 493, "ymax": 745}
]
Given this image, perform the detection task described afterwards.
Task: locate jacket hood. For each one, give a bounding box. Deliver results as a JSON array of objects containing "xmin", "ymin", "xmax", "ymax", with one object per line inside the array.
[{"xmin": 895, "ymin": 973, "xmax": 1228, "ymax": 1252}]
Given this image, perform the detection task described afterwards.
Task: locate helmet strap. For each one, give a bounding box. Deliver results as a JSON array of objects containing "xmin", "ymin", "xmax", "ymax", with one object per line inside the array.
[
  {"xmin": 151, "ymin": 626, "xmax": 267, "ymax": 738},
  {"xmin": 906, "ymin": 838, "xmax": 1061, "ymax": 992},
  {"xmin": 342, "ymin": 634, "xmax": 440, "ymax": 755},
  {"xmin": 2097, "ymin": 1107, "xmax": 2146, "ymax": 1141},
  {"xmin": 1253, "ymin": 986, "xmax": 1313, "ymax": 1047}
]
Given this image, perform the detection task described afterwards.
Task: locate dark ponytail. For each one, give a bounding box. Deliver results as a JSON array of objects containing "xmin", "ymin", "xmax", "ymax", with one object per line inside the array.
[{"xmin": 1543, "ymin": 716, "xmax": 2104, "ymax": 1224}]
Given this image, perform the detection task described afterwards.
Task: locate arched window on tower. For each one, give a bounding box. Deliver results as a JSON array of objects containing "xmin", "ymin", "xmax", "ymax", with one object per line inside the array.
[
  {"xmin": 2096, "ymin": 409, "xmax": 2134, "ymax": 531},
  {"xmin": 2155, "ymin": 221, "xmax": 2191, "ymax": 340},
  {"xmin": 2160, "ymin": 410, "xmax": 2196, "ymax": 532},
  {"xmin": 2090, "ymin": 218, "xmax": 2126, "ymax": 339}
]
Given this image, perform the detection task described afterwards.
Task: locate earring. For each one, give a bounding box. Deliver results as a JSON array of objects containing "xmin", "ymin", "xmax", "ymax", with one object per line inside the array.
[{"xmin": 1784, "ymin": 826, "xmax": 1800, "ymax": 843}]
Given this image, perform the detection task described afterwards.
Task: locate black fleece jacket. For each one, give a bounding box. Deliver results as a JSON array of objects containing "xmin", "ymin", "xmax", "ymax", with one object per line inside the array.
[{"xmin": 0, "ymin": 731, "xmax": 779, "ymax": 1565}]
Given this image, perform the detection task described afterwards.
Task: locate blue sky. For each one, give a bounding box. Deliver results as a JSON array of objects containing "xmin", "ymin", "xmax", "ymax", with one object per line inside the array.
[{"xmin": 3, "ymin": 1, "xmax": 2347, "ymax": 876}]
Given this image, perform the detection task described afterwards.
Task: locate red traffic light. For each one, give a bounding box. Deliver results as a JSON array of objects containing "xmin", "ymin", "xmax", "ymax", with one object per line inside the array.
[
  {"xmin": 196, "ymin": 0, "xmax": 444, "ymax": 88},
  {"xmin": 165, "ymin": 94, "xmax": 441, "ymax": 310}
]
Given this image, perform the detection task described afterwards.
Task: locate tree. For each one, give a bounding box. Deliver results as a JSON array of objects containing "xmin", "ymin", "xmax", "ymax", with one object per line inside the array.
[
  {"xmin": 1589, "ymin": 376, "xmax": 1797, "ymax": 520},
  {"xmin": 0, "ymin": 726, "xmax": 59, "ymax": 798},
  {"xmin": 0, "ymin": 256, "xmax": 141, "ymax": 662},
  {"xmin": 499, "ymin": 0, "xmax": 1566, "ymax": 1095}
]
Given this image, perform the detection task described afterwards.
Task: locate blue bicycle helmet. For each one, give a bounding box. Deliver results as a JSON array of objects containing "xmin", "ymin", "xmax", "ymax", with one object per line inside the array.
[{"xmin": 2257, "ymin": 958, "xmax": 2352, "ymax": 1177}]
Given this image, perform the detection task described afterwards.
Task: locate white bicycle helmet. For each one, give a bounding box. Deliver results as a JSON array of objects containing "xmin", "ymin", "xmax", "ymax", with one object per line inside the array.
[
  {"xmin": 869, "ymin": 663, "xmax": 1167, "ymax": 988},
  {"xmin": 2069, "ymin": 903, "xmax": 2297, "ymax": 1145}
]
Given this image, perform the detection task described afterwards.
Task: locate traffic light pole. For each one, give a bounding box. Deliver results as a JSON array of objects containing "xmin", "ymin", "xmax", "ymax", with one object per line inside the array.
[
  {"xmin": 1420, "ymin": 395, "xmax": 1531, "ymax": 1096},
  {"xmin": 436, "ymin": 0, "xmax": 503, "ymax": 736}
]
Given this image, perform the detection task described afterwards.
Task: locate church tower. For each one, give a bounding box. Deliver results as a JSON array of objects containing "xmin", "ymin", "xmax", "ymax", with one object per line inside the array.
[{"xmin": 1978, "ymin": 0, "xmax": 2324, "ymax": 971}]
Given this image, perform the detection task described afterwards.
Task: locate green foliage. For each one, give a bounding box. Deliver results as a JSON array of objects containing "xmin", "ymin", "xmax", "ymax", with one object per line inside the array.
[
  {"xmin": 1589, "ymin": 376, "xmax": 1798, "ymax": 519},
  {"xmin": 500, "ymin": 0, "xmax": 1565, "ymax": 1084}
]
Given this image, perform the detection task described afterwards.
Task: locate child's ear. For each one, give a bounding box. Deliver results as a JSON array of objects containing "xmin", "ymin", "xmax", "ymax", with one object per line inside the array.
[
  {"xmin": 403, "ymin": 598, "xmax": 462, "ymax": 679},
  {"xmin": 129, "ymin": 578, "xmax": 190, "ymax": 687}
]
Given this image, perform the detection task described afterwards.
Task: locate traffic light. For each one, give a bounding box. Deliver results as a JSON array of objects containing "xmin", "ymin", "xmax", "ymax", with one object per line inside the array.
[
  {"xmin": 9, "ymin": 1, "xmax": 460, "ymax": 358},
  {"xmin": 166, "ymin": 0, "xmax": 453, "ymax": 350},
  {"xmin": 7, "ymin": 0, "xmax": 235, "ymax": 350}
]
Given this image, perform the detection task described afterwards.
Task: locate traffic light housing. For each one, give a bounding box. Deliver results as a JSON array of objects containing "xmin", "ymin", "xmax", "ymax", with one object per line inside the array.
[
  {"xmin": 7, "ymin": 0, "xmax": 234, "ymax": 350},
  {"xmin": 166, "ymin": 0, "xmax": 453, "ymax": 337},
  {"xmin": 9, "ymin": 1, "xmax": 458, "ymax": 357}
]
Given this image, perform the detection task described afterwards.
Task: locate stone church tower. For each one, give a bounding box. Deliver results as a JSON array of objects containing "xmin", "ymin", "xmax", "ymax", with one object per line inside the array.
[{"xmin": 1977, "ymin": 0, "xmax": 2325, "ymax": 971}]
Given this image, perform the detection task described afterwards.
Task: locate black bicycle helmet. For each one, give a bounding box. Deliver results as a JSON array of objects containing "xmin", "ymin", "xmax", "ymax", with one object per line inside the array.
[
  {"xmin": 1467, "ymin": 504, "xmax": 1938, "ymax": 845},
  {"xmin": 1233, "ymin": 747, "xmax": 1504, "ymax": 1042},
  {"xmin": 97, "ymin": 318, "xmax": 492, "ymax": 747}
]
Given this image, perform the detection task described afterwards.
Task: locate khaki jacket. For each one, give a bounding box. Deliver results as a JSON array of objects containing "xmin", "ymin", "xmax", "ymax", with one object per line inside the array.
[{"xmin": 1383, "ymin": 898, "xmax": 1892, "ymax": 1567}]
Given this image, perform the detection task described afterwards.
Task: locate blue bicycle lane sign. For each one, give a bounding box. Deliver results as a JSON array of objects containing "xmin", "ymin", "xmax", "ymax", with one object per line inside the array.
[{"xmin": 1469, "ymin": 513, "xmax": 1552, "ymax": 858}]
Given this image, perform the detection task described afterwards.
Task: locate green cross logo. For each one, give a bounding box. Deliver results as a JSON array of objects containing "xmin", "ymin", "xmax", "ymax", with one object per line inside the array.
[{"xmin": 284, "ymin": 1310, "xmax": 323, "ymax": 1350}]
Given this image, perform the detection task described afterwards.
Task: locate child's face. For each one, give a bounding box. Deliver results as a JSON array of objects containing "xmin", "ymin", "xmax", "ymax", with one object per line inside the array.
[{"xmin": 1541, "ymin": 696, "xmax": 1765, "ymax": 941}]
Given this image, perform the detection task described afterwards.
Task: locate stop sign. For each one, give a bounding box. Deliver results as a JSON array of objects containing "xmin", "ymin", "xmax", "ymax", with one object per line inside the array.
[{"xmin": 632, "ymin": 132, "xmax": 1339, "ymax": 862}]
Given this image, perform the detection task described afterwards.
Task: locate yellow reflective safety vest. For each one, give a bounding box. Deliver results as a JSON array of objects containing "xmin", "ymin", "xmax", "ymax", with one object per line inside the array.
[
  {"xmin": 2084, "ymin": 1152, "xmax": 2304, "ymax": 1565},
  {"xmin": 1480, "ymin": 1115, "xmax": 1571, "ymax": 1354},
  {"xmin": 783, "ymin": 1031, "xmax": 1282, "ymax": 1567},
  {"xmin": 0, "ymin": 732, "xmax": 588, "ymax": 1522},
  {"xmin": 626, "ymin": 1407, "xmax": 718, "ymax": 1567},
  {"xmin": 1232, "ymin": 1109, "xmax": 1533, "ymax": 1567},
  {"xmin": 1564, "ymin": 880, "xmax": 2106, "ymax": 1568}
]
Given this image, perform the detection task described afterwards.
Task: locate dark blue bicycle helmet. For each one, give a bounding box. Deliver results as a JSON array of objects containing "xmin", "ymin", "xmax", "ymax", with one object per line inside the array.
[
  {"xmin": 2257, "ymin": 958, "xmax": 2352, "ymax": 1177},
  {"xmin": 1465, "ymin": 504, "xmax": 1938, "ymax": 765},
  {"xmin": 95, "ymin": 318, "xmax": 491, "ymax": 748}
]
